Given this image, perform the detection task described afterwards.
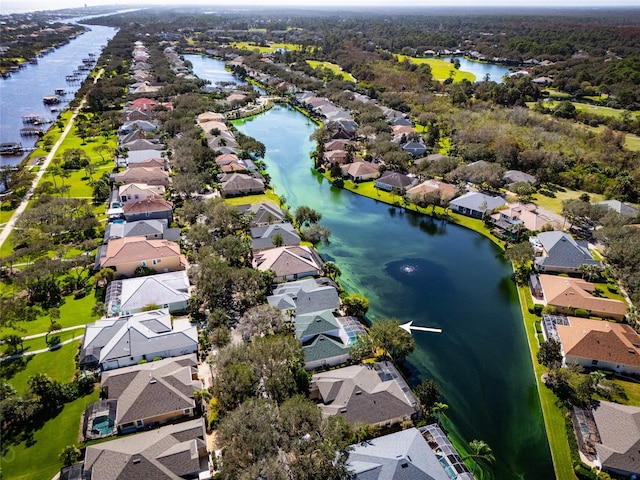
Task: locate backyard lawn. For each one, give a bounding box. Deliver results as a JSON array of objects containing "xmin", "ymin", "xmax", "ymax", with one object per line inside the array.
[
  {"xmin": 531, "ymin": 187, "xmax": 605, "ymax": 215},
  {"xmin": 395, "ymin": 54, "xmax": 475, "ymax": 82},
  {"xmin": 306, "ymin": 60, "xmax": 356, "ymax": 82},
  {"xmin": 223, "ymin": 190, "xmax": 282, "ymax": 207},
  {"xmin": 1, "ymin": 388, "xmax": 100, "ymax": 480}
]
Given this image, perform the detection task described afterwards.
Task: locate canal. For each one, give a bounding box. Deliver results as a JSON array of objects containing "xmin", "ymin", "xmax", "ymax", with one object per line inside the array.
[
  {"xmin": 0, "ymin": 23, "xmax": 117, "ymax": 168},
  {"xmin": 233, "ymin": 106, "xmax": 553, "ymax": 480}
]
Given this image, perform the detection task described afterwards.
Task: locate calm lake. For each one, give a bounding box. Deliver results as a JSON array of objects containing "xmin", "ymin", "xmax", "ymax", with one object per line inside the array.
[
  {"xmin": 442, "ymin": 56, "xmax": 511, "ymax": 83},
  {"xmin": 0, "ymin": 23, "xmax": 117, "ymax": 168},
  {"xmin": 194, "ymin": 56, "xmax": 553, "ymax": 479}
]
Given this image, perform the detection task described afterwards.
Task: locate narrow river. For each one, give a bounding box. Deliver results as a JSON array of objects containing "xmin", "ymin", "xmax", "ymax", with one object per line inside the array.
[{"xmin": 233, "ymin": 105, "xmax": 554, "ymax": 480}]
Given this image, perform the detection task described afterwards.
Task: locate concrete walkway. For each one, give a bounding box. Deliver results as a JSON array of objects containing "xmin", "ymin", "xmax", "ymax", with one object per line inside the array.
[{"xmin": 0, "ymin": 335, "xmax": 84, "ymax": 362}]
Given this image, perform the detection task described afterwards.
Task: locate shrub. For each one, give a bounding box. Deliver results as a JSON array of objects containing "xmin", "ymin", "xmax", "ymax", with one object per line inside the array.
[
  {"xmin": 607, "ymin": 284, "xmax": 618, "ymax": 294},
  {"xmin": 542, "ymin": 305, "xmax": 557, "ymax": 315},
  {"xmin": 533, "ymin": 304, "xmax": 544, "ymax": 315},
  {"xmin": 574, "ymin": 463, "xmax": 598, "ymax": 480},
  {"xmin": 535, "ymin": 321, "xmax": 542, "ymax": 334},
  {"xmin": 574, "ymin": 308, "xmax": 589, "ymax": 318},
  {"xmin": 73, "ymin": 288, "xmax": 87, "ymax": 300}
]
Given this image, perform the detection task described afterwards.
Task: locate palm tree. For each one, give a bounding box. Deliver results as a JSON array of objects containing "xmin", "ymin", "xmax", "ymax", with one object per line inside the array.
[
  {"xmin": 323, "ymin": 261, "xmax": 342, "ymax": 282},
  {"xmin": 578, "ymin": 263, "xmax": 601, "ymax": 282},
  {"xmin": 431, "ymin": 401, "xmax": 449, "ymax": 425},
  {"xmin": 465, "ymin": 439, "xmax": 495, "ymax": 475}
]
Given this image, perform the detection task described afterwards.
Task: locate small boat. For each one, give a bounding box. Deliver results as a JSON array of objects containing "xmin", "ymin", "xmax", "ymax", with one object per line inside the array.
[
  {"xmin": 0, "ymin": 142, "xmax": 23, "ymax": 155},
  {"xmin": 43, "ymin": 95, "xmax": 60, "ymax": 105},
  {"xmin": 54, "ymin": 88, "xmax": 66, "ymax": 95}
]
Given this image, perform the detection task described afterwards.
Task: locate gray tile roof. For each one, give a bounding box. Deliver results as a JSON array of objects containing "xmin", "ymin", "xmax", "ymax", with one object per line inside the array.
[
  {"xmin": 595, "ymin": 200, "xmax": 638, "ymax": 217},
  {"xmin": 267, "ymin": 278, "xmax": 340, "ymax": 315},
  {"xmin": 592, "ymin": 401, "xmax": 640, "ymax": 476},
  {"xmin": 236, "ymin": 202, "xmax": 285, "ymax": 226},
  {"xmin": 347, "ymin": 428, "xmax": 450, "ymax": 480},
  {"xmin": 83, "ymin": 419, "xmax": 208, "ymax": 480},
  {"xmin": 534, "ymin": 231, "xmax": 601, "ymax": 271},
  {"xmin": 450, "ymin": 191, "xmax": 507, "ymax": 212},
  {"xmin": 251, "ymin": 223, "xmax": 300, "ymax": 250}
]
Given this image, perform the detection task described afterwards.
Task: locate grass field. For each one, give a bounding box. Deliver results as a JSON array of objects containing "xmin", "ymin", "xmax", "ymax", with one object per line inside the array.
[
  {"xmin": 531, "ymin": 187, "xmax": 605, "ymax": 215},
  {"xmin": 223, "ymin": 190, "xmax": 282, "ymax": 207},
  {"xmin": 517, "ymin": 285, "xmax": 577, "ymax": 480},
  {"xmin": 538, "ymin": 100, "xmax": 640, "ymax": 120},
  {"xmin": 1, "ymin": 339, "xmax": 82, "ymax": 395},
  {"xmin": 306, "ymin": 60, "xmax": 356, "ymax": 82},
  {"xmin": 1, "ymin": 388, "xmax": 100, "ymax": 480},
  {"xmin": 395, "ymin": 54, "xmax": 475, "ymax": 83},
  {"xmin": 231, "ymin": 41, "xmax": 304, "ymax": 54}
]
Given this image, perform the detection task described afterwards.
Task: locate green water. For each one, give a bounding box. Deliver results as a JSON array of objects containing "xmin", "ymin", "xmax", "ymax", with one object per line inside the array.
[{"xmin": 234, "ymin": 105, "xmax": 554, "ymax": 480}]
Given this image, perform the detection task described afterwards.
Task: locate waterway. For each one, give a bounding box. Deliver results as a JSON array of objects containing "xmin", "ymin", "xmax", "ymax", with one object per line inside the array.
[
  {"xmin": 234, "ymin": 105, "xmax": 554, "ymax": 480},
  {"xmin": 0, "ymin": 23, "xmax": 117, "ymax": 168},
  {"xmin": 442, "ymin": 56, "xmax": 511, "ymax": 83},
  {"xmin": 183, "ymin": 54, "xmax": 248, "ymax": 88}
]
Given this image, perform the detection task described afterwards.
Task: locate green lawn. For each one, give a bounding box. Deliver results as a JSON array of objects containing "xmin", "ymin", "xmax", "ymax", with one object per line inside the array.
[
  {"xmin": 223, "ymin": 190, "xmax": 282, "ymax": 207},
  {"xmin": 517, "ymin": 285, "xmax": 577, "ymax": 480},
  {"xmin": 538, "ymin": 100, "xmax": 640, "ymax": 120},
  {"xmin": 2, "ymin": 328, "xmax": 85, "ymax": 357},
  {"xmin": 625, "ymin": 134, "xmax": 640, "ymax": 152},
  {"xmin": 2, "ymin": 291, "xmax": 99, "ymax": 338},
  {"xmin": 0, "ymin": 207, "xmax": 16, "ymax": 226},
  {"xmin": 306, "ymin": 60, "xmax": 356, "ymax": 82},
  {"xmin": 1, "ymin": 388, "xmax": 100, "ymax": 480},
  {"xmin": 395, "ymin": 54, "xmax": 475, "ymax": 83},
  {"xmin": 1, "ymin": 339, "xmax": 82, "ymax": 395},
  {"xmin": 532, "ymin": 187, "xmax": 605, "ymax": 215},
  {"xmin": 231, "ymin": 41, "xmax": 304, "ymax": 54}
]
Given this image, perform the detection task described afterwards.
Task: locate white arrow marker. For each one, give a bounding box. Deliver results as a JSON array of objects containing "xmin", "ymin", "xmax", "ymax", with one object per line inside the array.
[{"xmin": 400, "ymin": 321, "xmax": 442, "ymax": 335}]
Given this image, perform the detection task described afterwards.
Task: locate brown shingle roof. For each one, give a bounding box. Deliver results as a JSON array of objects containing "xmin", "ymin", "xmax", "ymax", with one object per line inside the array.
[
  {"xmin": 540, "ymin": 275, "xmax": 627, "ymax": 317},
  {"xmin": 123, "ymin": 196, "xmax": 173, "ymax": 215},
  {"xmin": 116, "ymin": 167, "xmax": 170, "ymax": 186}
]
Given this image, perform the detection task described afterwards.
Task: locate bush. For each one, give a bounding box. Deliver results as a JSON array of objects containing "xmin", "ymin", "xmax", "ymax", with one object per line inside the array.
[
  {"xmin": 535, "ymin": 321, "xmax": 542, "ymax": 334},
  {"xmin": 533, "ymin": 304, "xmax": 544, "ymax": 315},
  {"xmin": 574, "ymin": 308, "xmax": 589, "ymax": 318},
  {"xmin": 574, "ymin": 463, "xmax": 598, "ymax": 480},
  {"xmin": 73, "ymin": 288, "xmax": 87, "ymax": 300},
  {"xmin": 607, "ymin": 284, "xmax": 619, "ymax": 294}
]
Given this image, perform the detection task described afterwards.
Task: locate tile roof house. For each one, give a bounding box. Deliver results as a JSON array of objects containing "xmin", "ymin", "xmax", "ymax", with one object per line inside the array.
[
  {"xmin": 406, "ymin": 179, "xmax": 458, "ymax": 203},
  {"xmin": 99, "ymin": 236, "xmax": 186, "ymax": 278},
  {"xmin": 538, "ymin": 275, "xmax": 627, "ymax": 320},
  {"xmin": 295, "ymin": 310, "xmax": 361, "ymax": 370},
  {"xmin": 594, "ymin": 200, "xmax": 638, "ymax": 217},
  {"xmin": 401, "ymin": 141, "xmax": 427, "ymax": 157},
  {"xmin": 104, "ymin": 219, "xmax": 180, "ymax": 244},
  {"xmin": 77, "ymin": 419, "xmax": 209, "ymax": 480},
  {"xmin": 575, "ymin": 401, "xmax": 640, "ymax": 477},
  {"xmin": 219, "ymin": 173, "xmax": 265, "ymax": 198},
  {"xmin": 250, "ymin": 223, "xmax": 301, "ymax": 250},
  {"xmin": 123, "ymin": 150, "xmax": 166, "ymax": 167},
  {"xmin": 347, "ymin": 427, "xmax": 456, "ymax": 480},
  {"xmin": 120, "ymin": 138, "xmax": 164, "ymax": 152},
  {"xmin": 503, "ymin": 170, "xmax": 538, "ymax": 187},
  {"xmin": 310, "ymin": 362, "xmax": 421, "ymax": 427},
  {"xmin": 555, "ymin": 316, "xmax": 638, "ymax": 373},
  {"xmin": 449, "ymin": 191, "xmax": 507, "ymax": 219},
  {"xmin": 80, "ymin": 309, "xmax": 197, "ymax": 371},
  {"xmin": 236, "ymin": 203, "xmax": 284, "ymax": 227},
  {"xmin": 341, "ymin": 161, "xmax": 380, "ymax": 182},
  {"xmin": 253, "ymin": 245, "xmax": 324, "ymax": 282},
  {"xmin": 97, "ymin": 354, "xmax": 201, "ymax": 435},
  {"xmin": 324, "ymin": 149, "xmax": 349, "ymax": 165},
  {"xmin": 532, "ymin": 231, "xmax": 601, "ymax": 273},
  {"xmin": 114, "ymin": 167, "xmax": 170, "ymax": 187},
  {"xmin": 375, "ymin": 171, "xmax": 417, "ymax": 194},
  {"xmin": 267, "ymin": 278, "xmax": 340, "ymax": 316},
  {"xmin": 118, "ymin": 183, "xmax": 166, "ymax": 204},
  {"xmin": 128, "ymin": 97, "xmax": 158, "ymax": 111},
  {"xmin": 122, "ymin": 196, "xmax": 173, "ymax": 223},
  {"xmin": 491, "ymin": 202, "xmax": 563, "ymax": 237},
  {"xmin": 325, "ymin": 139, "xmax": 355, "ymax": 151},
  {"xmin": 105, "ymin": 271, "xmax": 190, "ymax": 317}
]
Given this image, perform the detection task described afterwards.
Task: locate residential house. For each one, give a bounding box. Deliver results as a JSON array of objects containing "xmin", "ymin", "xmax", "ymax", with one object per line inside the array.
[
  {"xmin": 295, "ymin": 310, "xmax": 365, "ymax": 370},
  {"xmin": 324, "ymin": 139, "xmax": 355, "ymax": 151},
  {"xmin": 374, "ymin": 171, "xmax": 417, "ymax": 194},
  {"xmin": 123, "ymin": 196, "xmax": 173, "ymax": 224},
  {"xmin": 491, "ymin": 203, "xmax": 563, "ymax": 238},
  {"xmin": 401, "ymin": 141, "xmax": 427, "ymax": 157},
  {"xmin": 310, "ymin": 362, "xmax": 421, "ymax": 427},
  {"xmin": 197, "ymin": 111, "xmax": 225, "ymax": 123},
  {"xmin": 573, "ymin": 401, "xmax": 640, "ymax": 478},
  {"xmin": 236, "ymin": 203, "xmax": 284, "ymax": 227},
  {"xmin": 219, "ymin": 173, "xmax": 265, "ymax": 198},
  {"xmin": 532, "ymin": 231, "xmax": 601, "ymax": 274},
  {"xmin": 341, "ymin": 161, "xmax": 380, "ymax": 182},
  {"xmin": 329, "ymin": 119, "xmax": 357, "ymax": 140},
  {"xmin": 127, "ymin": 97, "xmax": 158, "ymax": 111},
  {"xmin": 124, "ymin": 150, "xmax": 165, "ymax": 167},
  {"xmin": 119, "ymin": 183, "xmax": 165, "ymax": 203},
  {"xmin": 449, "ymin": 191, "xmax": 507, "ymax": 219},
  {"xmin": 127, "ymin": 158, "xmax": 167, "ymax": 170},
  {"xmin": 547, "ymin": 315, "xmax": 638, "ymax": 373},
  {"xmin": 267, "ymin": 278, "xmax": 340, "ymax": 316},
  {"xmin": 406, "ymin": 179, "xmax": 457, "ymax": 203},
  {"xmin": 114, "ymin": 167, "xmax": 170, "ymax": 187},
  {"xmin": 105, "ymin": 270, "xmax": 190, "ymax": 317},
  {"xmin": 69, "ymin": 419, "xmax": 209, "ymax": 480},
  {"xmin": 324, "ymin": 149, "xmax": 349, "ymax": 165},
  {"xmin": 250, "ymin": 223, "xmax": 301, "ymax": 250},
  {"xmin": 79, "ymin": 309, "xmax": 198, "ymax": 371},
  {"xmin": 94, "ymin": 355, "xmax": 201, "ymax": 435},
  {"xmin": 347, "ymin": 426, "xmax": 472, "ymax": 480},
  {"xmin": 98, "ymin": 236, "xmax": 186, "ymax": 278},
  {"xmin": 120, "ymin": 138, "xmax": 164, "ymax": 152},
  {"xmin": 253, "ymin": 245, "xmax": 323, "ymax": 282},
  {"xmin": 103, "ymin": 219, "xmax": 180, "ymax": 244},
  {"xmin": 503, "ymin": 170, "xmax": 538, "ymax": 188},
  {"xmin": 538, "ymin": 275, "xmax": 627, "ymax": 320},
  {"xmin": 595, "ymin": 200, "xmax": 638, "ymax": 218},
  {"xmin": 118, "ymin": 120, "xmax": 158, "ymax": 136}
]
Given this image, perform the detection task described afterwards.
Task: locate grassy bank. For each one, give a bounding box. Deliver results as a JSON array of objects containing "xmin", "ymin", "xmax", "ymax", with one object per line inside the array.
[{"xmin": 395, "ymin": 54, "xmax": 476, "ymax": 83}]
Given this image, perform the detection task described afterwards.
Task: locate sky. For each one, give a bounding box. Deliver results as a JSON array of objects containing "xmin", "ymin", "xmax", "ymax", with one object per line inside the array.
[{"xmin": 2, "ymin": 0, "xmax": 640, "ymax": 14}]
